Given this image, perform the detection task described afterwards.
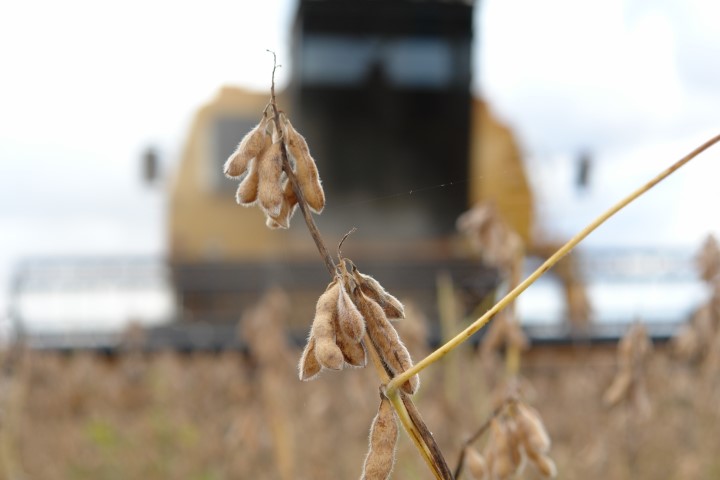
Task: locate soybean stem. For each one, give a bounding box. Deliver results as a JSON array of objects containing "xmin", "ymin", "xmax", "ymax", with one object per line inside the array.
[
  {"xmin": 266, "ymin": 51, "xmax": 451, "ymax": 477},
  {"xmin": 267, "ymin": 50, "xmax": 336, "ymax": 276}
]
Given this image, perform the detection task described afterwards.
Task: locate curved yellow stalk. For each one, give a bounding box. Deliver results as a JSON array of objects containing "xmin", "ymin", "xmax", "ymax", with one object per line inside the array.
[{"xmin": 388, "ymin": 133, "xmax": 720, "ymax": 396}]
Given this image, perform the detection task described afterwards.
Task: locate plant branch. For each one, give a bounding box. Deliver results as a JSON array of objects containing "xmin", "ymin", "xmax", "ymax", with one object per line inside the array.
[
  {"xmin": 265, "ymin": 52, "xmax": 452, "ymax": 477},
  {"xmin": 387, "ymin": 132, "xmax": 720, "ymax": 396},
  {"xmin": 266, "ymin": 50, "xmax": 336, "ymax": 276}
]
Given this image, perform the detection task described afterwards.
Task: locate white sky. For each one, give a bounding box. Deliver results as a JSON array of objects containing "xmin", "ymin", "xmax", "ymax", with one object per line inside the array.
[
  {"xmin": 1, "ymin": 0, "xmax": 719, "ymax": 322},
  {"xmin": 478, "ymin": 0, "xmax": 720, "ymax": 247}
]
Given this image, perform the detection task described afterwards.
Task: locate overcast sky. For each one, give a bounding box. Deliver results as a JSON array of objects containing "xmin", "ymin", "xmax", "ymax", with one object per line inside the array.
[
  {"xmin": 1, "ymin": 0, "xmax": 719, "ymax": 320},
  {"xmin": 479, "ymin": 0, "xmax": 720, "ymax": 246}
]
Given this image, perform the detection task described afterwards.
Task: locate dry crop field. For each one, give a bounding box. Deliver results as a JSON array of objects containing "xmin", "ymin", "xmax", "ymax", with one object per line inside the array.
[
  {"xmin": 4, "ymin": 65, "xmax": 717, "ymax": 480},
  {"xmin": 0, "ymin": 329, "xmax": 718, "ymax": 480}
]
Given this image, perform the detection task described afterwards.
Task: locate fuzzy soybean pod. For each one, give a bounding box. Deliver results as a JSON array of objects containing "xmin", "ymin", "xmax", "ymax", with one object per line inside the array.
[
  {"xmin": 488, "ymin": 419, "xmax": 517, "ymax": 480},
  {"xmin": 311, "ymin": 281, "xmax": 344, "ymax": 371},
  {"xmin": 335, "ymin": 329, "xmax": 367, "ymax": 367},
  {"xmin": 483, "ymin": 448, "xmax": 496, "ymax": 477},
  {"xmin": 516, "ymin": 403, "xmax": 551, "ymax": 454},
  {"xmin": 284, "ymin": 120, "xmax": 325, "ymax": 213},
  {"xmin": 506, "ymin": 418, "xmax": 525, "ymax": 471},
  {"xmin": 224, "ymin": 118, "xmax": 267, "ymax": 178},
  {"xmin": 603, "ymin": 368, "xmax": 632, "ymax": 407},
  {"xmin": 266, "ymin": 180, "xmax": 298, "ymax": 229},
  {"xmin": 464, "ymin": 447, "xmax": 488, "ymax": 480},
  {"xmin": 298, "ymin": 337, "xmax": 321, "ymax": 381},
  {"xmin": 335, "ymin": 284, "xmax": 367, "ymax": 366},
  {"xmin": 355, "ymin": 272, "xmax": 405, "ymax": 320},
  {"xmin": 357, "ymin": 293, "xmax": 419, "ymax": 394},
  {"xmin": 257, "ymin": 141, "xmax": 284, "ymax": 218},
  {"xmin": 525, "ymin": 449, "xmax": 557, "ymax": 478},
  {"xmin": 361, "ymin": 395, "xmax": 398, "ymax": 480},
  {"xmin": 236, "ymin": 158, "xmax": 260, "ymax": 205},
  {"xmin": 515, "ymin": 404, "xmax": 557, "ymax": 478},
  {"xmin": 337, "ymin": 285, "xmax": 365, "ymax": 341}
]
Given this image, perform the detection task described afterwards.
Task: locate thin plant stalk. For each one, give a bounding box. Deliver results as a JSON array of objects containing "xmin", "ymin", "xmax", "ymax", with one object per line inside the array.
[
  {"xmin": 264, "ymin": 52, "xmax": 452, "ymax": 479},
  {"xmin": 387, "ymin": 132, "xmax": 720, "ymax": 396}
]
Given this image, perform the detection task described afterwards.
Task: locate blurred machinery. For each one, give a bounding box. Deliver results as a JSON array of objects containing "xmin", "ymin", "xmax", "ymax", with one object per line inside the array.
[
  {"xmin": 6, "ymin": 1, "xmax": 704, "ymax": 352},
  {"xmin": 168, "ymin": 0, "xmax": 534, "ymax": 327}
]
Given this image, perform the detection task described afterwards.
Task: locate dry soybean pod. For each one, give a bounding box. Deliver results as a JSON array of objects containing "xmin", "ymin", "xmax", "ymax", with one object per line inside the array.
[
  {"xmin": 356, "ymin": 293, "xmax": 419, "ymax": 394},
  {"xmin": 506, "ymin": 418, "xmax": 525, "ymax": 471},
  {"xmin": 361, "ymin": 394, "xmax": 398, "ymax": 480},
  {"xmin": 257, "ymin": 140, "xmax": 284, "ymax": 218},
  {"xmin": 266, "ymin": 180, "xmax": 298, "ymax": 229},
  {"xmin": 464, "ymin": 447, "xmax": 488, "ymax": 480},
  {"xmin": 356, "ymin": 271, "xmax": 405, "ymax": 320},
  {"xmin": 298, "ymin": 337, "xmax": 321, "ymax": 381},
  {"xmin": 526, "ymin": 449, "xmax": 557, "ymax": 478},
  {"xmin": 311, "ymin": 281, "xmax": 343, "ymax": 370},
  {"xmin": 224, "ymin": 117, "xmax": 267, "ymax": 178},
  {"xmin": 284, "ymin": 119, "xmax": 325, "ymax": 213},
  {"xmin": 335, "ymin": 329, "xmax": 367, "ymax": 367},
  {"xmin": 236, "ymin": 158, "xmax": 260, "ymax": 205},
  {"xmin": 516, "ymin": 403, "xmax": 551, "ymax": 454},
  {"xmin": 488, "ymin": 419, "xmax": 516, "ymax": 480},
  {"xmin": 337, "ymin": 283, "xmax": 365, "ymax": 341}
]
